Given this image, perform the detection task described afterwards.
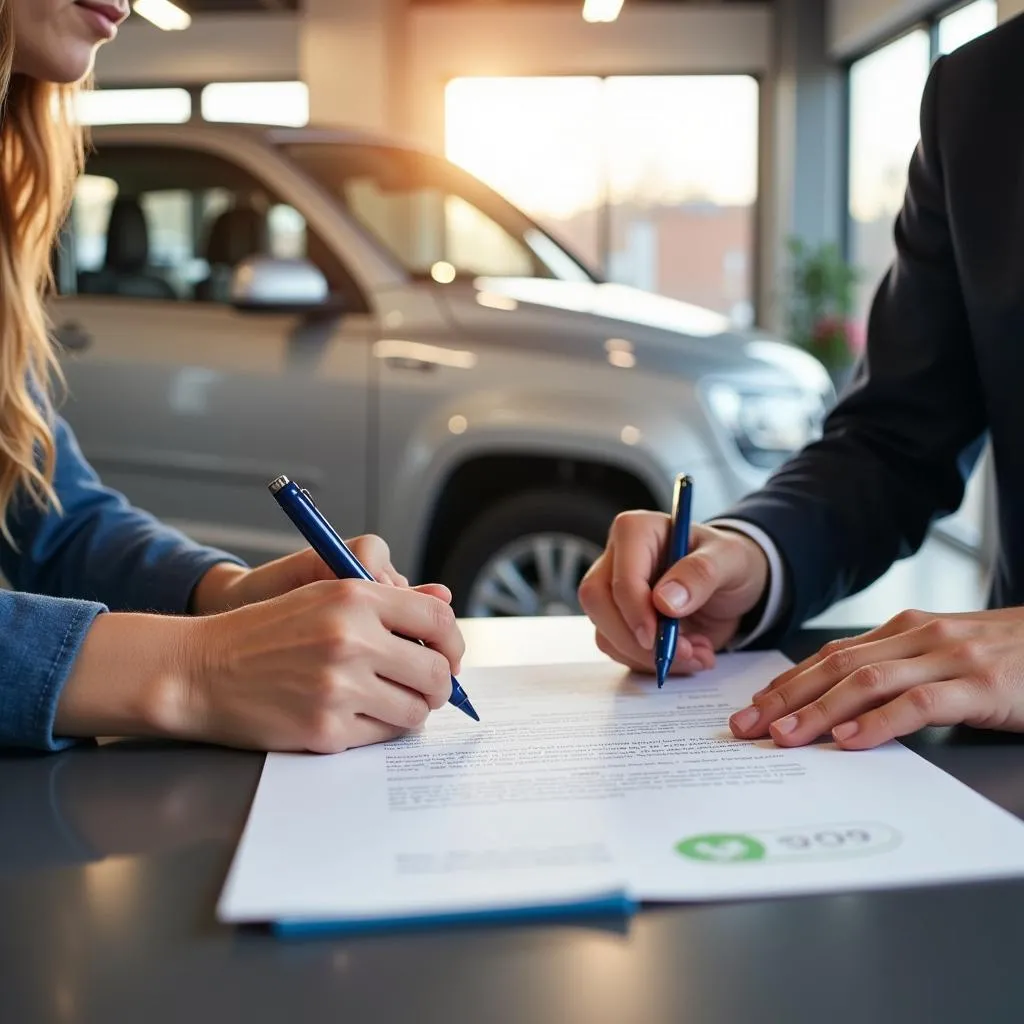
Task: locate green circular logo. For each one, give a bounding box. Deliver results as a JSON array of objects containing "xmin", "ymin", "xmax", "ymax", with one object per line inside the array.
[{"xmin": 676, "ymin": 833, "xmax": 766, "ymax": 863}]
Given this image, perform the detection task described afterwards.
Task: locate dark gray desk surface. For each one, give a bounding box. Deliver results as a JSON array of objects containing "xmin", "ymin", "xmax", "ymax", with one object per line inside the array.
[{"xmin": 3, "ymin": 629, "xmax": 1024, "ymax": 1024}]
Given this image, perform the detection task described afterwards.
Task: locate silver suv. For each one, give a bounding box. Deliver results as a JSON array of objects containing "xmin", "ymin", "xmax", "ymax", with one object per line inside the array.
[{"xmin": 51, "ymin": 123, "xmax": 830, "ymax": 616}]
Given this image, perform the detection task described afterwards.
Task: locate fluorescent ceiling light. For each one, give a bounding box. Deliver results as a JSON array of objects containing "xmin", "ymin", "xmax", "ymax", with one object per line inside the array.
[
  {"xmin": 132, "ymin": 0, "xmax": 191, "ymax": 31},
  {"xmin": 582, "ymin": 0, "xmax": 625, "ymax": 23},
  {"xmin": 74, "ymin": 88, "xmax": 191, "ymax": 125}
]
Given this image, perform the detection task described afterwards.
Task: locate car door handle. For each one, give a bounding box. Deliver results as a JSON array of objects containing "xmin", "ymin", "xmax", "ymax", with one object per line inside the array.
[
  {"xmin": 383, "ymin": 356, "xmax": 437, "ymax": 373},
  {"xmin": 53, "ymin": 321, "xmax": 93, "ymax": 352}
]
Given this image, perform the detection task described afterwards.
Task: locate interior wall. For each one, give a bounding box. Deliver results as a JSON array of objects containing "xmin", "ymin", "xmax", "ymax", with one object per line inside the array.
[
  {"xmin": 93, "ymin": 14, "xmax": 300, "ymax": 84},
  {"xmin": 405, "ymin": 4, "xmax": 773, "ymax": 150},
  {"xmin": 829, "ymin": 0, "xmax": 1023, "ymax": 58},
  {"xmin": 827, "ymin": 0, "xmax": 941, "ymax": 57}
]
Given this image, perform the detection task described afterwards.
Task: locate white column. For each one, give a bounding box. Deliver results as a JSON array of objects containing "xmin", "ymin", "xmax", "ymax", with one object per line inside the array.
[{"xmin": 300, "ymin": 0, "xmax": 406, "ymax": 132}]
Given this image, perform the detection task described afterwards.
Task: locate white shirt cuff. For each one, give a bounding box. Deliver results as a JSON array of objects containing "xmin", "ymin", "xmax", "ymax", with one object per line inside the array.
[{"xmin": 706, "ymin": 518, "xmax": 786, "ymax": 649}]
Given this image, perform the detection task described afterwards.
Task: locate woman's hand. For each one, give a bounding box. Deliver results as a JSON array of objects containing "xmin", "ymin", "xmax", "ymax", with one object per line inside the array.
[
  {"xmin": 57, "ymin": 577, "xmax": 465, "ymax": 754},
  {"xmin": 177, "ymin": 578, "xmax": 466, "ymax": 752},
  {"xmin": 729, "ymin": 608, "xmax": 1024, "ymax": 750},
  {"xmin": 191, "ymin": 536, "xmax": 420, "ymax": 615}
]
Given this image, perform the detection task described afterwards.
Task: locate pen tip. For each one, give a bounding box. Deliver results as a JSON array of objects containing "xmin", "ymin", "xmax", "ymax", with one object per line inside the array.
[
  {"xmin": 655, "ymin": 659, "xmax": 669, "ymax": 689},
  {"xmin": 460, "ymin": 699, "xmax": 481, "ymax": 722}
]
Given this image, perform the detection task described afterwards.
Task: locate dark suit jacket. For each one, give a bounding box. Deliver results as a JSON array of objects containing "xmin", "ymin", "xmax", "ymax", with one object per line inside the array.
[{"xmin": 724, "ymin": 15, "xmax": 1024, "ymax": 640}]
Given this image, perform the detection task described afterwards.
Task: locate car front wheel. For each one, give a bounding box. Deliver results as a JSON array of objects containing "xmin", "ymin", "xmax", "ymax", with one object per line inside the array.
[{"xmin": 438, "ymin": 490, "xmax": 619, "ymax": 618}]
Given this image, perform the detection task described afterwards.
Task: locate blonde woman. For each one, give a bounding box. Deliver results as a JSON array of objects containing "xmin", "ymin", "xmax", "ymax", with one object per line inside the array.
[{"xmin": 1, "ymin": 0, "xmax": 463, "ymax": 752}]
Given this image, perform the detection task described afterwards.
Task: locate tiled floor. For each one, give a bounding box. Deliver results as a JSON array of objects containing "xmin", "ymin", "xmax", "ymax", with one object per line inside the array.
[{"xmin": 808, "ymin": 533, "xmax": 989, "ymax": 632}]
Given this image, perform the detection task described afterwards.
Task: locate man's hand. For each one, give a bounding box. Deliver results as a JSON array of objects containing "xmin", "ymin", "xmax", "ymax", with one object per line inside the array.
[
  {"xmin": 578, "ymin": 513, "xmax": 770, "ymax": 675},
  {"xmin": 729, "ymin": 607, "xmax": 1024, "ymax": 750}
]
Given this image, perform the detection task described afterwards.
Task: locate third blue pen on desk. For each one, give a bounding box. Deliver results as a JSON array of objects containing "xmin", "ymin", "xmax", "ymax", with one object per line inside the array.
[
  {"xmin": 655, "ymin": 474, "xmax": 694, "ymax": 688},
  {"xmin": 269, "ymin": 476, "xmax": 479, "ymax": 721}
]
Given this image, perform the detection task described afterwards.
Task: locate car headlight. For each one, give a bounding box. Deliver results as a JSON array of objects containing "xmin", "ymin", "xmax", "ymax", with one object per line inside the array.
[{"xmin": 706, "ymin": 382, "xmax": 825, "ymax": 469}]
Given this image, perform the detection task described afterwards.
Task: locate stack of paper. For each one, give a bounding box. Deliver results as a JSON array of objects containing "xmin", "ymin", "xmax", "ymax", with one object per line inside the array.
[{"xmin": 219, "ymin": 652, "xmax": 1024, "ymax": 933}]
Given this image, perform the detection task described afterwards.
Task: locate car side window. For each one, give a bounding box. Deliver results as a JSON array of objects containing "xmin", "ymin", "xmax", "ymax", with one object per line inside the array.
[{"xmin": 65, "ymin": 145, "xmax": 362, "ymax": 307}]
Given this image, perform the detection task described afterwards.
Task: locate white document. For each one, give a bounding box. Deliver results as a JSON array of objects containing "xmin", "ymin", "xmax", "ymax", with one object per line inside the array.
[{"xmin": 219, "ymin": 652, "xmax": 1024, "ymax": 924}]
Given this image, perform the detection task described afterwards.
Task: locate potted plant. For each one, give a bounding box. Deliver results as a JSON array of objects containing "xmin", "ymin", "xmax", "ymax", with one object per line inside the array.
[{"xmin": 784, "ymin": 237, "xmax": 862, "ymax": 390}]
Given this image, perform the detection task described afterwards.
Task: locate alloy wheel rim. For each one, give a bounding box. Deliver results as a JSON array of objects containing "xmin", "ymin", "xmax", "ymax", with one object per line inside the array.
[{"xmin": 465, "ymin": 532, "xmax": 604, "ymax": 617}]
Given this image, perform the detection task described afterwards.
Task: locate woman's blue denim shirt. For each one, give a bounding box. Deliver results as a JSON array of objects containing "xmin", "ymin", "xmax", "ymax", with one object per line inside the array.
[{"xmin": 0, "ymin": 418, "xmax": 243, "ymax": 751}]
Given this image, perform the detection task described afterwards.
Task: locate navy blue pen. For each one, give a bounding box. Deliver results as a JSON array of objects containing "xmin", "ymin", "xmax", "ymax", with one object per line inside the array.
[
  {"xmin": 269, "ymin": 475, "xmax": 479, "ymax": 722},
  {"xmin": 655, "ymin": 474, "xmax": 694, "ymax": 688}
]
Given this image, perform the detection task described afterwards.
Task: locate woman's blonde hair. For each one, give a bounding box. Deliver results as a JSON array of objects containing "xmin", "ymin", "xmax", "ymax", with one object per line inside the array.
[{"xmin": 0, "ymin": 0, "xmax": 85, "ymax": 542}]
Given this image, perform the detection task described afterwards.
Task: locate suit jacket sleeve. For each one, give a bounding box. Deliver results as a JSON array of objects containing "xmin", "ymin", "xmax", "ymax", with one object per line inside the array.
[{"xmin": 720, "ymin": 56, "xmax": 987, "ymax": 642}]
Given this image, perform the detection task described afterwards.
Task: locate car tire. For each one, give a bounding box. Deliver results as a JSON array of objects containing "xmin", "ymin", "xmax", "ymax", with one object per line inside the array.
[{"xmin": 438, "ymin": 490, "xmax": 620, "ymax": 618}]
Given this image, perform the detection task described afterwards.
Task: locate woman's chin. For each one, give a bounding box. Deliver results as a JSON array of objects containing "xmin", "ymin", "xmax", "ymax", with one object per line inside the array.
[{"xmin": 13, "ymin": 42, "xmax": 98, "ymax": 85}]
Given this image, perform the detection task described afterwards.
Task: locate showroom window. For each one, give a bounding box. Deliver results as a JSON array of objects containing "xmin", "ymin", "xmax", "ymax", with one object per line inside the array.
[
  {"xmin": 847, "ymin": 1, "xmax": 997, "ymax": 326},
  {"xmin": 201, "ymin": 81, "xmax": 310, "ymax": 127},
  {"xmin": 73, "ymin": 88, "xmax": 192, "ymax": 125},
  {"xmin": 70, "ymin": 82, "xmax": 309, "ymax": 128},
  {"xmin": 445, "ymin": 75, "xmax": 760, "ymax": 327},
  {"xmin": 846, "ymin": 0, "xmax": 998, "ymax": 555}
]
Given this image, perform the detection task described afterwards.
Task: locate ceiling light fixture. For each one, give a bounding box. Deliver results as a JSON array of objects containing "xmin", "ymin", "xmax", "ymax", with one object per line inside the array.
[
  {"xmin": 582, "ymin": 0, "xmax": 625, "ymax": 23},
  {"xmin": 132, "ymin": 0, "xmax": 191, "ymax": 31}
]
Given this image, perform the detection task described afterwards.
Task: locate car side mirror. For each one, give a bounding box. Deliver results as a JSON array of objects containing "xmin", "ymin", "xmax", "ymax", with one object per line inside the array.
[{"xmin": 230, "ymin": 256, "xmax": 338, "ymax": 315}]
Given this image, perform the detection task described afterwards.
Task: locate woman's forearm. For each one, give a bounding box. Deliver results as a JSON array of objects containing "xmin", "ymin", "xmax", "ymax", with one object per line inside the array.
[{"xmin": 54, "ymin": 613, "xmax": 199, "ymax": 740}]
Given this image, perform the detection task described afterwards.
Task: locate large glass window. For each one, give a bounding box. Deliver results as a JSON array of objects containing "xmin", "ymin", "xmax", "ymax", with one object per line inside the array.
[
  {"xmin": 73, "ymin": 88, "xmax": 191, "ymax": 125},
  {"xmin": 445, "ymin": 75, "xmax": 760, "ymax": 325},
  {"xmin": 201, "ymin": 81, "xmax": 310, "ymax": 127},
  {"xmin": 847, "ymin": 31, "xmax": 931, "ymax": 325},
  {"xmin": 846, "ymin": 1, "xmax": 999, "ymax": 556},
  {"xmin": 938, "ymin": 0, "xmax": 997, "ymax": 55},
  {"xmin": 847, "ymin": 2, "xmax": 998, "ymax": 327}
]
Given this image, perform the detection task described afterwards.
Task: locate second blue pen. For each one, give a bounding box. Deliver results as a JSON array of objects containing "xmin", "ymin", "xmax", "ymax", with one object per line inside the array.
[
  {"xmin": 268, "ymin": 476, "xmax": 479, "ymax": 722},
  {"xmin": 654, "ymin": 474, "xmax": 694, "ymax": 689}
]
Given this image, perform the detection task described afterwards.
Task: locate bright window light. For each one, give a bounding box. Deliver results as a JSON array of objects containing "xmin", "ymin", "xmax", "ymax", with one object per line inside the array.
[
  {"xmin": 582, "ymin": 0, "xmax": 625, "ymax": 23},
  {"xmin": 201, "ymin": 82, "xmax": 310, "ymax": 127},
  {"xmin": 74, "ymin": 88, "xmax": 191, "ymax": 125},
  {"xmin": 938, "ymin": 0, "xmax": 997, "ymax": 55},
  {"xmin": 132, "ymin": 0, "xmax": 191, "ymax": 31}
]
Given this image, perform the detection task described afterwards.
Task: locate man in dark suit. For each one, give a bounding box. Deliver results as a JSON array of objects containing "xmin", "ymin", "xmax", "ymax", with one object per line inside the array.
[{"xmin": 579, "ymin": 16, "xmax": 1024, "ymax": 751}]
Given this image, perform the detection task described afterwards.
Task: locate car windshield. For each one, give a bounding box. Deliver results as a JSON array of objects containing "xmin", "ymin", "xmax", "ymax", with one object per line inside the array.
[{"xmin": 282, "ymin": 142, "xmax": 597, "ymax": 283}]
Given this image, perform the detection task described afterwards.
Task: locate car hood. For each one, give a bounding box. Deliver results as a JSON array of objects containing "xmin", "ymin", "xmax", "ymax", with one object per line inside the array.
[{"xmin": 442, "ymin": 277, "xmax": 832, "ymax": 393}]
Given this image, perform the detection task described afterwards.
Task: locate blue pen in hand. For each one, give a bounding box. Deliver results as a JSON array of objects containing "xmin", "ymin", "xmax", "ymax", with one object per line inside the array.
[
  {"xmin": 269, "ymin": 476, "xmax": 479, "ymax": 722},
  {"xmin": 655, "ymin": 474, "xmax": 694, "ymax": 688}
]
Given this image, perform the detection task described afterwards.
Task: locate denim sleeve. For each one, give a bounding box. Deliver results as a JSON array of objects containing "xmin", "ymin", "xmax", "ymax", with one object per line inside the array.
[
  {"xmin": 0, "ymin": 416, "xmax": 246, "ymax": 613},
  {"xmin": 0, "ymin": 592, "xmax": 105, "ymax": 751},
  {"xmin": 0, "ymin": 416, "xmax": 249, "ymax": 751}
]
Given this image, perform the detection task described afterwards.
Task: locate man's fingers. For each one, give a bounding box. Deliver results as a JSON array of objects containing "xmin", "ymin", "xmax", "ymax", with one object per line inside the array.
[
  {"xmin": 752, "ymin": 611, "xmax": 937, "ymax": 700},
  {"xmin": 763, "ymin": 653, "xmax": 952, "ymax": 746},
  {"xmin": 595, "ymin": 629, "xmax": 715, "ymax": 677},
  {"xmin": 584, "ymin": 560, "xmax": 698, "ymax": 669},
  {"xmin": 607, "ymin": 514, "xmax": 669, "ymax": 650},
  {"xmin": 832, "ymin": 680, "xmax": 978, "ymax": 750},
  {"xmin": 651, "ymin": 527, "xmax": 747, "ymax": 620},
  {"xmin": 757, "ymin": 632, "xmax": 937, "ymax": 732}
]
